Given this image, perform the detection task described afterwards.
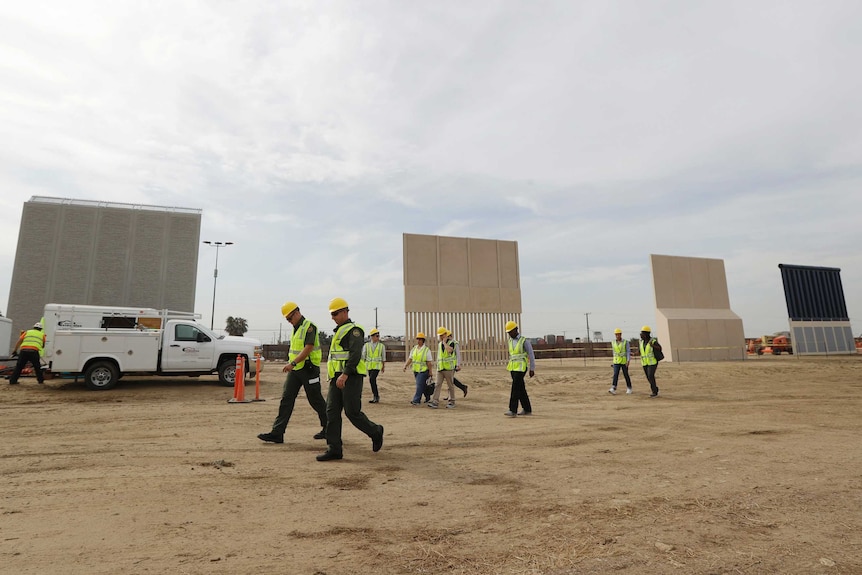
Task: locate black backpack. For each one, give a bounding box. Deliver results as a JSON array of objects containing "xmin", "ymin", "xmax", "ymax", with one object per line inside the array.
[{"xmin": 652, "ymin": 339, "xmax": 665, "ymax": 362}]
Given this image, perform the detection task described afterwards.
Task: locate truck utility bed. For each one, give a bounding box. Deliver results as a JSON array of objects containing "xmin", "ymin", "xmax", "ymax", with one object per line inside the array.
[{"xmin": 50, "ymin": 330, "xmax": 161, "ymax": 372}]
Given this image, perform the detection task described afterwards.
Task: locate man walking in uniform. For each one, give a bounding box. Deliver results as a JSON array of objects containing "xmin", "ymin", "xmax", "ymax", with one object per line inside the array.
[
  {"xmin": 362, "ymin": 328, "xmax": 385, "ymax": 403},
  {"xmin": 258, "ymin": 302, "xmax": 328, "ymax": 444},
  {"xmin": 639, "ymin": 326, "xmax": 663, "ymax": 397},
  {"xmin": 608, "ymin": 328, "xmax": 633, "ymax": 395},
  {"xmin": 504, "ymin": 321, "xmax": 535, "ymax": 416},
  {"xmin": 9, "ymin": 322, "xmax": 46, "ymax": 385},
  {"xmin": 317, "ymin": 297, "xmax": 384, "ymax": 461}
]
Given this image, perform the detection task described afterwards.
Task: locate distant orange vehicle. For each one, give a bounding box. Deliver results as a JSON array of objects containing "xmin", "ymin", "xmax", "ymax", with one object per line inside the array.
[{"xmin": 748, "ymin": 333, "xmax": 793, "ymax": 355}]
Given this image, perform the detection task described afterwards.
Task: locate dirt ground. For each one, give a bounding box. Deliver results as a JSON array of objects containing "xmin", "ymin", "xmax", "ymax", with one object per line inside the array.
[{"xmin": 1, "ymin": 355, "xmax": 861, "ymax": 575}]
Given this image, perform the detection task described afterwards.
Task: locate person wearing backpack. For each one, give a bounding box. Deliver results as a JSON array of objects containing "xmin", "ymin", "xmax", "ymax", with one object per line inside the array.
[{"xmin": 639, "ymin": 326, "xmax": 664, "ymax": 397}]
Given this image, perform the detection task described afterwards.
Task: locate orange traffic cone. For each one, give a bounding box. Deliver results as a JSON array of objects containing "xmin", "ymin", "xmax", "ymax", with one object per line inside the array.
[
  {"xmin": 252, "ymin": 356, "xmax": 265, "ymax": 402},
  {"xmin": 228, "ymin": 355, "xmax": 251, "ymax": 403}
]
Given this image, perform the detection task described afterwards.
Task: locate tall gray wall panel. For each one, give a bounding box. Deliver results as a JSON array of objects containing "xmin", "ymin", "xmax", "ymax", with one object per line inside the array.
[
  {"xmin": 164, "ymin": 215, "xmax": 201, "ymax": 310},
  {"xmin": 6, "ymin": 198, "xmax": 201, "ymax": 351},
  {"xmin": 9, "ymin": 205, "xmax": 58, "ymax": 324},
  {"xmin": 91, "ymin": 209, "xmax": 134, "ymax": 304},
  {"xmin": 53, "ymin": 206, "xmax": 98, "ymax": 303},
  {"xmin": 129, "ymin": 211, "xmax": 169, "ymax": 306}
]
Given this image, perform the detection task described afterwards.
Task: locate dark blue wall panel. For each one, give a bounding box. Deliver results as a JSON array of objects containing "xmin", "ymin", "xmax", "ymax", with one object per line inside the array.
[{"xmin": 779, "ymin": 264, "xmax": 849, "ymax": 321}]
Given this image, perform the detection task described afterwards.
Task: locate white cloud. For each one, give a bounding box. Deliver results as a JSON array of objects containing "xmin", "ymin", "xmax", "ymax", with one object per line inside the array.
[{"xmin": 2, "ymin": 0, "xmax": 861, "ymax": 338}]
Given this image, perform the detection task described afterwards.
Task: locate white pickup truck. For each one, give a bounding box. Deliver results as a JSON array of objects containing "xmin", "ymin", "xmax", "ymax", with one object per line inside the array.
[{"xmin": 43, "ymin": 303, "xmax": 261, "ymax": 390}]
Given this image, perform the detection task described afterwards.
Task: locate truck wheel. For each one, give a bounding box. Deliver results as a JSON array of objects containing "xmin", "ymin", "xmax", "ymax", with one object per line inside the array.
[
  {"xmin": 84, "ymin": 361, "xmax": 119, "ymax": 391},
  {"xmin": 218, "ymin": 361, "xmax": 236, "ymax": 387}
]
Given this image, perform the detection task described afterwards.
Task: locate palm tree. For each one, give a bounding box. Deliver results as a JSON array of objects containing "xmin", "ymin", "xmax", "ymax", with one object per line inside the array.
[{"xmin": 225, "ymin": 316, "xmax": 248, "ymax": 336}]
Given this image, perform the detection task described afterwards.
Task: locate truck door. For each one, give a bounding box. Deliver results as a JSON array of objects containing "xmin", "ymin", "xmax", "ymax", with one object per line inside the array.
[{"xmin": 161, "ymin": 322, "xmax": 215, "ymax": 370}]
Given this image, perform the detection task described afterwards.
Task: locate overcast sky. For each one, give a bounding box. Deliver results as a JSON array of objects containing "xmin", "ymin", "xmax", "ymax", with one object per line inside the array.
[{"xmin": 2, "ymin": 0, "xmax": 861, "ymax": 343}]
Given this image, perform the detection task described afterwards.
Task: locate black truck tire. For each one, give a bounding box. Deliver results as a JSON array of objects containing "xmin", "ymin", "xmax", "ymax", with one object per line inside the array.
[
  {"xmin": 84, "ymin": 361, "xmax": 120, "ymax": 391},
  {"xmin": 218, "ymin": 360, "xmax": 237, "ymax": 387}
]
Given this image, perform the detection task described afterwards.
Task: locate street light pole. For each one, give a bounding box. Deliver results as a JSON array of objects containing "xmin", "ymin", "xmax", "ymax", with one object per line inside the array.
[{"xmin": 202, "ymin": 241, "xmax": 234, "ymax": 330}]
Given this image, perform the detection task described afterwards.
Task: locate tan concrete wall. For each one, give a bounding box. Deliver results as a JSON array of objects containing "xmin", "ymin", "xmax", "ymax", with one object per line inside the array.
[
  {"xmin": 403, "ymin": 233, "xmax": 521, "ymax": 366},
  {"xmin": 6, "ymin": 198, "xmax": 201, "ymax": 351},
  {"xmin": 651, "ymin": 254, "xmax": 745, "ymax": 362}
]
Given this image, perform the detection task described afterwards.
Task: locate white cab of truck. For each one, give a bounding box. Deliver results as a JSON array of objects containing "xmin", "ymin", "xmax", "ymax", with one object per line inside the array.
[{"xmin": 43, "ymin": 303, "xmax": 261, "ymax": 390}]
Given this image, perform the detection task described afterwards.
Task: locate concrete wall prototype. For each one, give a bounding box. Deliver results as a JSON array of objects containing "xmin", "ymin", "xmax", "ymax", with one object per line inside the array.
[
  {"xmin": 403, "ymin": 234, "xmax": 521, "ymax": 366},
  {"xmin": 779, "ymin": 264, "xmax": 856, "ymax": 355},
  {"xmin": 6, "ymin": 197, "xmax": 201, "ymax": 351},
  {"xmin": 650, "ymin": 254, "xmax": 745, "ymax": 361}
]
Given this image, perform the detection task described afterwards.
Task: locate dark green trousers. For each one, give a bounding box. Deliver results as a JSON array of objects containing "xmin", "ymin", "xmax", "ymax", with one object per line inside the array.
[
  {"xmin": 271, "ymin": 365, "xmax": 327, "ymax": 435},
  {"xmin": 325, "ymin": 373, "xmax": 382, "ymax": 453}
]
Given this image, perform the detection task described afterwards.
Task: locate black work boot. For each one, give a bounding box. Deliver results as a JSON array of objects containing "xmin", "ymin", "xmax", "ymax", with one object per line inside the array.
[
  {"xmin": 257, "ymin": 432, "xmax": 284, "ymax": 444},
  {"xmin": 316, "ymin": 450, "xmax": 343, "ymax": 461}
]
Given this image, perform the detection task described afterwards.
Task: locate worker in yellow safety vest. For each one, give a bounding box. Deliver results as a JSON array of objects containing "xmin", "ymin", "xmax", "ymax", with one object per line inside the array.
[
  {"xmin": 9, "ymin": 322, "xmax": 46, "ymax": 385},
  {"xmin": 504, "ymin": 320, "xmax": 535, "ymax": 417},
  {"xmin": 608, "ymin": 328, "xmax": 633, "ymax": 395},
  {"xmin": 639, "ymin": 326, "xmax": 663, "ymax": 397},
  {"xmin": 258, "ymin": 302, "xmax": 328, "ymax": 444},
  {"xmin": 316, "ymin": 297, "xmax": 384, "ymax": 461},
  {"xmin": 403, "ymin": 332, "xmax": 434, "ymax": 405},
  {"xmin": 362, "ymin": 328, "xmax": 386, "ymax": 403},
  {"xmin": 428, "ymin": 326, "xmax": 458, "ymax": 409},
  {"xmin": 444, "ymin": 330, "xmax": 469, "ymax": 399}
]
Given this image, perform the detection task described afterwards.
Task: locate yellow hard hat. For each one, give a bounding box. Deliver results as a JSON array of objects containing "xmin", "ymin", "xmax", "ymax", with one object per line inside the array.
[
  {"xmin": 614, "ymin": 328, "xmax": 622, "ymax": 334},
  {"xmin": 329, "ymin": 297, "xmax": 349, "ymax": 313},
  {"xmin": 505, "ymin": 320, "xmax": 518, "ymax": 332},
  {"xmin": 436, "ymin": 326, "xmax": 448, "ymax": 336},
  {"xmin": 281, "ymin": 301, "xmax": 298, "ymax": 317},
  {"xmin": 369, "ymin": 328, "xmax": 379, "ymax": 336},
  {"xmin": 641, "ymin": 325, "xmax": 651, "ymax": 332},
  {"xmin": 416, "ymin": 332, "xmax": 426, "ymax": 339},
  {"xmin": 446, "ymin": 330, "xmax": 452, "ymax": 337}
]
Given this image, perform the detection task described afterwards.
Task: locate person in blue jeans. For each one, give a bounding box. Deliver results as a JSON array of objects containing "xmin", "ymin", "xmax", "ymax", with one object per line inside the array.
[{"xmin": 403, "ymin": 332, "xmax": 433, "ymax": 405}]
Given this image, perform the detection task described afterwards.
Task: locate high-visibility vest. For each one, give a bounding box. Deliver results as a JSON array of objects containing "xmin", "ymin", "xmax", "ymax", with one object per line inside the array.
[
  {"xmin": 639, "ymin": 338, "xmax": 658, "ymax": 366},
  {"xmin": 327, "ymin": 322, "xmax": 367, "ymax": 378},
  {"xmin": 507, "ymin": 336, "xmax": 528, "ymax": 372},
  {"xmin": 21, "ymin": 329, "xmax": 45, "ymax": 352},
  {"xmin": 364, "ymin": 342, "xmax": 385, "ymax": 370},
  {"xmin": 289, "ymin": 318, "xmax": 321, "ymax": 369},
  {"xmin": 437, "ymin": 339, "xmax": 457, "ymax": 370},
  {"xmin": 410, "ymin": 345, "xmax": 431, "ymax": 373},
  {"xmin": 612, "ymin": 340, "xmax": 628, "ymax": 365}
]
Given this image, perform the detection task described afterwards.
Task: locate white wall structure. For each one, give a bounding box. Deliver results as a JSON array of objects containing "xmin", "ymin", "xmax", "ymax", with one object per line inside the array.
[{"xmin": 651, "ymin": 254, "xmax": 746, "ymax": 361}]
